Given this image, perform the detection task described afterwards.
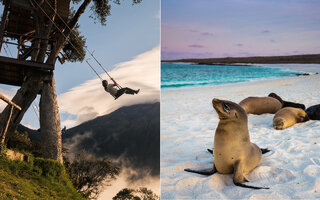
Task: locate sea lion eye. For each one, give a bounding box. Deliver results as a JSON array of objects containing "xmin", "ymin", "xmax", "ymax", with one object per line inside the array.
[{"xmin": 223, "ymin": 103, "xmax": 231, "ymax": 113}]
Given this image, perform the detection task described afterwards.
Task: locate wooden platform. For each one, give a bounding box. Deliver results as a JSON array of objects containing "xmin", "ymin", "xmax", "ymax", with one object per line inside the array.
[{"xmin": 0, "ymin": 56, "xmax": 54, "ymax": 86}]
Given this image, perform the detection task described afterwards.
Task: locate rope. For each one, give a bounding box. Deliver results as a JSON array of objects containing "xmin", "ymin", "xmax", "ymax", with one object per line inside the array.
[
  {"xmin": 85, "ymin": 59, "xmax": 103, "ymax": 81},
  {"xmin": 32, "ymin": 102, "xmax": 40, "ymax": 121},
  {"xmin": 2, "ymin": 44, "xmax": 9, "ymax": 56},
  {"xmin": 5, "ymin": 42, "xmax": 13, "ymax": 57},
  {"xmin": 40, "ymin": 0, "xmax": 121, "ymax": 88}
]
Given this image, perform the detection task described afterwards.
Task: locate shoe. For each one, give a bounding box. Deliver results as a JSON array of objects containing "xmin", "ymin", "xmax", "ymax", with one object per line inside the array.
[{"xmin": 135, "ymin": 89, "xmax": 140, "ymax": 94}]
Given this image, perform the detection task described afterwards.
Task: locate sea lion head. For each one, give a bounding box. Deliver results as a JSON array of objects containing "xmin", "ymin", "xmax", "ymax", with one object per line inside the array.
[
  {"xmin": 268, "ymin": 92, "xmax": 284, "ymax": 105},
  {"xmin": 212, "ymin": 98, "xmax": 247, "ymax": 121},
  {"xmin": 273, "ymin": 117, "xmax": 285, "ymax": 130}
]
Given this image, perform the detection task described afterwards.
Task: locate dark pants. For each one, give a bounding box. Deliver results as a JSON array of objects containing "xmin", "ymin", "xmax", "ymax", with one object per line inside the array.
[{"xmin": 115, "ymin": 87, "xmax": 137, "ymax": 98}]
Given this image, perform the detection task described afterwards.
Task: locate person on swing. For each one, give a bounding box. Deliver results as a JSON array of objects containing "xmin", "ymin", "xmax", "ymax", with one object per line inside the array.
[{"xmin": 102, "ymin": 78, "xmax": 140, "ymax": 99}]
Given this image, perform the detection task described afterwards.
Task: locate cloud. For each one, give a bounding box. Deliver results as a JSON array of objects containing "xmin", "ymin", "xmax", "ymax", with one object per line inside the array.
[
  {"xmin": 200, "ymin": 32, "xmax": 214, "ymax": 36},
  {"xmin": 187, "ymin": 29, "xmax": 198, "ymax": 33},
  {"xmin": 161, "ymin": 51, "xmax": 214, "ymax": 60},
  {"xmin": 262, "ymin": 30, "xmax": 270, "ymax": 33},
  {"xmin": 187, "ymin": 29, "xmax": 214, "ymax": 36},
  {"xmin": 98, "ymin": 169, "xmax": 159, "ymax": 200},
  {"xmin": 64, "ymin": 131, "xmax": 94, "ymax": 157},
  {"xmin": 237, "ymin": 51, "xmax": 255, "ymax": 57},
  {"xmin": 235, "ymin": 43, "xmax": 244, "ymax": 47},
  {"xmin": 58, "ymin": 46, "xmax": 160, "ymax": 127},
  {"xmin": 270, "ymin": 39, "xmax": 276, "ymax": 43},
  {"xmin": 188, "ymin": 44, "xmax": 204, "ymax": 48}
]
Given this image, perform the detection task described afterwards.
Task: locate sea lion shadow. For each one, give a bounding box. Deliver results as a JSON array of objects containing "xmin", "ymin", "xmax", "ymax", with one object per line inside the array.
[
  {"xmin": 246, "ymin": 166, "xmax": 295, "ymax": 186},
  {"xmin": 204, "ymin": 165, "xmax": 295, "ymax": 190},
  {"xmin": 206, "ymin": 165, "xmax": 296, "ymax": 190},
  {"xmin": 208, "ymin": 173, "xmax": 234, "ymax": 190}
]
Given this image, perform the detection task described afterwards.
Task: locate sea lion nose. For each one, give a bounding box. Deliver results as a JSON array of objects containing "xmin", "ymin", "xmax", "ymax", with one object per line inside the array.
[{"xmin": 212, "ymin": 98, "xmax": 220, "ymax": 104}]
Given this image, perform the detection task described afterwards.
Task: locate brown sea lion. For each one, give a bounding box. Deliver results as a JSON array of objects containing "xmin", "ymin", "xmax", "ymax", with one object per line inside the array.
[
  {"xmin": 273, "ymin": 107, "xmax": 309, "ymax": 130},
  {"xmin": 239, "ymin": 97, "xmax": 282, "ymax": 115},
  {"xmin": 306, "ymin": 104, "xmax": 320, "ymax": 120},
  {"xmin": 268, "ymin": 92, "xmax": 306, "ymax": 110},
  {"xmin": 184, "ymin": 98, "xmax": 269, "ymax": 189}
]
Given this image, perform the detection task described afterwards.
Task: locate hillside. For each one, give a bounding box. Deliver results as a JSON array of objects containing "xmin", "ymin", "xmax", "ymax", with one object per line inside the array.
[
  {"xmin": 162, "ymin": 54, "xmax": 320, "ymax": 64},
  {"xmin": 0, "ymin": 155, "xmax": 84, "ymax": 200},
  {"xmin": 62, "ymin": 103, "xmax": 160, "ymax": 180}
]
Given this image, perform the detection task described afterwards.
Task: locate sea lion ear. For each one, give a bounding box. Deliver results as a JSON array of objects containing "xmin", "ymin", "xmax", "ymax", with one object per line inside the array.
[{"xmin": 235, "ymin": 113, "xmax": 238, "ymax": 118}]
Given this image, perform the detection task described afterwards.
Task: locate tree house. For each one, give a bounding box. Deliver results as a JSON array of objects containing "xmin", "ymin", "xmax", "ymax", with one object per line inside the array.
[{"xmin": 0, "ymin": 0, "xmax": 70, "ymax": 86}]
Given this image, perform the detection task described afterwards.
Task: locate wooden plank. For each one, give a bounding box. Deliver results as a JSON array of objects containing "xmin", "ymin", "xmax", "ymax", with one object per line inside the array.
[
  {"xmin": 0, "ymin": 56, "xmax": 54, "ymax": 70},
  {"xmin": 0, "ymin": 56, "xmax": 53, "ymax": 86}
]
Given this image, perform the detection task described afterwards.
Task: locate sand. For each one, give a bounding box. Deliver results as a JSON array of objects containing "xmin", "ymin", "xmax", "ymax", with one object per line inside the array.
[{"xmin": 161, "ymin": 69, "xmax": 320, "ymax": 199}]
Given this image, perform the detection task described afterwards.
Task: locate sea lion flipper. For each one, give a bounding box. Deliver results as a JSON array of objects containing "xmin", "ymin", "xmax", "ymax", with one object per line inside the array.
[
  {"xmin": 233, "ymin": 181, "xmax": 269, "ymax": 190},
  {"xmin": 300, "ymin": 114, "xmax": 309, "ymax": 122},
  {"xmin": 260, "ymin": 148, "xmax": 271, "ymax": 154},
  {"xmin": 233, "ymin": 160, "xmax": 269, "ymax": 190},
  {"xmin": 207, "ymin": 149, "xmax": 213, "ymax": 154},
  {"xmin": 184, "ymin": 164, "xmax": 217, "ymax": 176}
]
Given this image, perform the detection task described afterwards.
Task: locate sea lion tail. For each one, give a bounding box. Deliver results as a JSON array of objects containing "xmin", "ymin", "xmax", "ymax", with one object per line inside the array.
[
  {"xmin": 260, "ymin": 148, "xmax": 271, "ymax": 154},
  {"xmin": 233, "ymin": 181, "xmax": 269, "ymax": 190}
]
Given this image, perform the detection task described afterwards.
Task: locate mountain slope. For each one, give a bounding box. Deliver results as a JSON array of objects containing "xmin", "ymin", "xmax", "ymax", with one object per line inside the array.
[{"xmin": 62, "ymin": 102, "xmax": 160, "ymax": 179}]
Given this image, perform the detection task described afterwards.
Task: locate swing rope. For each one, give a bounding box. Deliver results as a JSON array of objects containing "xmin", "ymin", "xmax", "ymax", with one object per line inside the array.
[
  {"xmin": 85, "ymin": 59, "xmax": 103, "ymax": 81},
  {"xmin": 37, "ymin": 0, "xmax": 121, "ymax": 88}
]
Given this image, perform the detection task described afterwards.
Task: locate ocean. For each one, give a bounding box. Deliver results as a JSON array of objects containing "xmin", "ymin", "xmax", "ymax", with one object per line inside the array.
[{"xmin": 161, "ymin": 63, "xmax": 301, "ymax": 89}]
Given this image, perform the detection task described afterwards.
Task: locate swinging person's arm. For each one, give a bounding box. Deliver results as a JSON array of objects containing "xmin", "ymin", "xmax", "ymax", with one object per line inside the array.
[{"xmin": 111, "ymin": 78, "xmax": 118, "ymax": 86}]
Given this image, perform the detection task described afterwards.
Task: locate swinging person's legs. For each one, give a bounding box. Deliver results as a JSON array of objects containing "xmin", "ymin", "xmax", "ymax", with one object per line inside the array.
[
  {"xmin": 114, "ymin": 88, "xmax": 140, "ymax": 99},
  {"xmin": 123, "ymin": 87, "xmax": 139, "ymax": 95},
  {"xmin": 114, "ymin": 89, "xmax": 125, "ymax": 99}
]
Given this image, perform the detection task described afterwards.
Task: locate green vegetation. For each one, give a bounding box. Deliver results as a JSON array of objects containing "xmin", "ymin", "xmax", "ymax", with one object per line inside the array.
[
  {"xmin": 113, "ymin": 187, "xmax": 160, "ymax": 200},
  {"xmin": 64, "ymin": 151, "xmax": 120, "ymax": 199},
  {"xmin": 0, "ymin": 153, "xmax": 85, "ymax": 200}
]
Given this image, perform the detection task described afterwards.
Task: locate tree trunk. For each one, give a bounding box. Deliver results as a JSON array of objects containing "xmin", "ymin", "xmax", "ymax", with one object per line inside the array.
[
  {"xmin": 0, "ymin": 73, "xmax": 44, "ymax": 141},
  {"xmin": 40, "ymin": 75, "xmax": 63, "ymax": 163}
]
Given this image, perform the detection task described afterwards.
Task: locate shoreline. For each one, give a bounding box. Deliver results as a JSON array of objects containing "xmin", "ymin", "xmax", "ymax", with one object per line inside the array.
[
  {"xmin": 161, "ymin": 63, "xmax": 319, "ymax": 91},
  {"xmin": 161, "ymin": 73, "xmax": 320, "ymax": 96}
]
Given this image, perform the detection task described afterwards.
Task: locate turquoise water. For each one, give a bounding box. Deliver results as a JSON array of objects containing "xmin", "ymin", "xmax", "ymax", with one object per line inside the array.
[{"xmin": 161, "ymin": 63, "xmax": 300, "ymax": 89}]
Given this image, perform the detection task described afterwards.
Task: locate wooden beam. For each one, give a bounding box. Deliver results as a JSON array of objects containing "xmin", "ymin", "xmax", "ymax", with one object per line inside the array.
[
  {"xmin": 0, "ymin": 56, "xmax": 54, "ymax": 70},
  {"xmin": 0, "ymin": 93, "xmax": 21, "ymax": 110}
]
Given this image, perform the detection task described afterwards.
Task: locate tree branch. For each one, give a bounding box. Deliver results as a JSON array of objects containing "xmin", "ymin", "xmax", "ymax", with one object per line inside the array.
[
  {"xmin": 46, "ymin": 0, "xmax": 92, "ymax": 64},
  {"xmin": 67, "ymin": 0, "xmax": 92, "ymax": 35}
]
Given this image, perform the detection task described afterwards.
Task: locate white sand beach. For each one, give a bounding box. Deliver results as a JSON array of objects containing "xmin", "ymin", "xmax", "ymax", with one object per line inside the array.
[{"xmin": 161, "ymin": 66, "xmax": 320, "ymax": 199}]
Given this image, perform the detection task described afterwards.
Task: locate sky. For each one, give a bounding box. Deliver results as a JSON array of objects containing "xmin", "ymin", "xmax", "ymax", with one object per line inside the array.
[
  {"xmin": 161, "ymin": 0, "xmax": 320, "ymax": 60},
  {"xmin": 0, "ymin": 0, "xmax": 160, "ymax": 129}
]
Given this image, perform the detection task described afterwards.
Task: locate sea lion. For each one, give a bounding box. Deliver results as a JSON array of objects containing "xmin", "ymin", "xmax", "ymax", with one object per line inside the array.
[
  {"xmin": 306, "ymin": 104, "xmax": 320, "ymax": 120},
  {"xmin": 268, "ymin": 92, "xmax": 306, "ymax": 110},
  {"xmin": 273, "ymin": 107, "xmax": 309, "ymax": 130},
  {"xmin": 239, "ymin": 96, "xmax": 282, "ymax": 115},
  {"xmin": 184, "ymin": 98, "xmax": 269, "ymax": 189}
]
